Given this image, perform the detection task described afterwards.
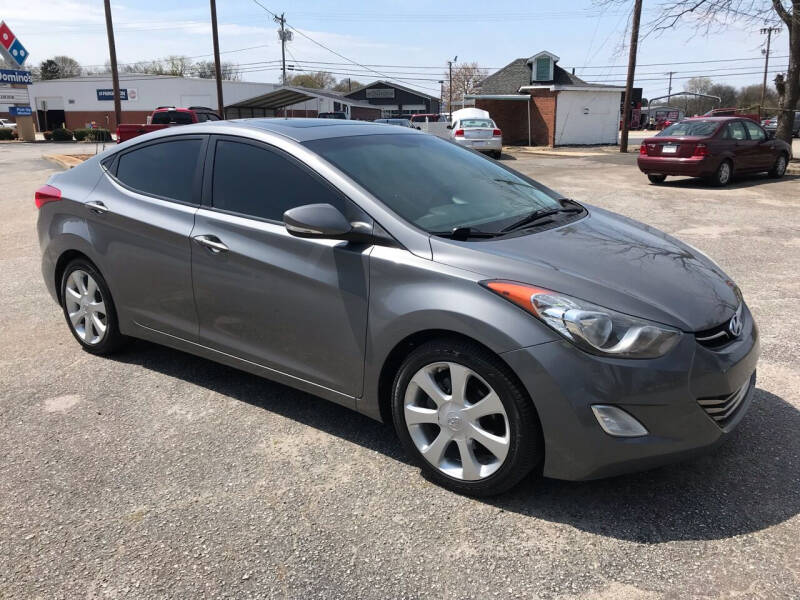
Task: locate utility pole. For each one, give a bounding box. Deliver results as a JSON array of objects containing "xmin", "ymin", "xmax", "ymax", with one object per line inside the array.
[
  {"xmin": 620, "ymin": 0, "xmax": 643, "ymax": 153},
  {"xmin": 666, "ymin": 71, "xmax": 676, "ymax": 102},
  {"xmin": 209, "ymin": 0, "xmax": 225, "ymax": 118},
  {"xmin": 439, "ymin": 80, "xmax": 444, "ymax": 113},
  {"xmin": 274, "ymin": 13, "xmax": 292, "ymax": 85},
  {"xmin": 760, "ymin": 27, "xmax": 780, "ymax": 117},
  {"xmin": 103, "ymin": 0, "xmax": 122, "ymax": 129},
  {"xmin": 447, "ymin": 55, "xmax": 457, "ymax": 116}
]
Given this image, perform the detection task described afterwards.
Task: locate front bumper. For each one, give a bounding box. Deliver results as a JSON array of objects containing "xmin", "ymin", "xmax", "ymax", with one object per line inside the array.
[
  {"xmin": 502, "ymin": 304, "xmax": 759, "ymax": 480},
  {"xmin": 637, "ymin": 155, "xmax": 715, "ymax": 177}
]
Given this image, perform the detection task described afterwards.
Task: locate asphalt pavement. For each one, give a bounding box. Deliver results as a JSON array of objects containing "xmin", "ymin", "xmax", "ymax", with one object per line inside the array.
[{"xmin": 1, "ymin": 141, "xmax": 799, "ymax": 599}]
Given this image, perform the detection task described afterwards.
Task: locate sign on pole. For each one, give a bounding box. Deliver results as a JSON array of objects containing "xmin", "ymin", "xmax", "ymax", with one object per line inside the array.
[
  {"xmin": 9, "ymin": 106, "xmax": 32, "ymax": 116},
  {"xmin": 0, "ymin": 69, "xmax": 32, "ymax": 85},
  {"xmin": 0, "ymin": 21, "xmax": 29, "ymax": 67}
]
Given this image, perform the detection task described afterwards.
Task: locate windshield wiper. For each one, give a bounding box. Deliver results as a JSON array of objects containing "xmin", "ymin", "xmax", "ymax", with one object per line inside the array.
[
  {"xmin": 433, "ymin": 226, "xmax": 504, "ymax": 241},
  {"xmin": 500, "ymin": 205, "xmax": 583, "ymax": 233}
]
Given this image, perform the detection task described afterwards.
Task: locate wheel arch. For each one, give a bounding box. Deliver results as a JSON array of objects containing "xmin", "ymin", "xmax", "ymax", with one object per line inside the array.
[
  {"xmin": 54, "ymin": 249, "xmax": 99, "ymax": 304},
  {"xmin": 374, "ymin": 329, "xmax": 537, "ymax": 427}
]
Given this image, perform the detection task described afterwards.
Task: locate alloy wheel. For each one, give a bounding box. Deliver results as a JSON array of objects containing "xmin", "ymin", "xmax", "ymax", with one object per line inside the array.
[
  {"xmin": 776, "ymin": 155, "xmax": 787, "ymax": 176},
  {"xmin": 718, "ymin": 162, "xmax": 731, "ymax": 185},
  {"xmin": 64, "ymin": 270, "xmax": 108, "ymax": 345},
  {"xmin": 403, "ymin": 362, "xmax": 510, "ymax": 481}
]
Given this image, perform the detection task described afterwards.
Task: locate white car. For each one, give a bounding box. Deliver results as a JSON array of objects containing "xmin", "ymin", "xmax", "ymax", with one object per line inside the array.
[
  {"xmin": 0, "ymin": 118, "xmax": 17, "ymax": 130},
  {"xmin": 449, "ymin": 108, "xmax": 502, "ymax": 159}
]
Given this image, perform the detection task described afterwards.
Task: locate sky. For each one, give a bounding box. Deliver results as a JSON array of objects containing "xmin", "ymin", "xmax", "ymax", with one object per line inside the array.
[{"xmin": 2, "ymin": 0, "xmax": 790, "ymax": 100}]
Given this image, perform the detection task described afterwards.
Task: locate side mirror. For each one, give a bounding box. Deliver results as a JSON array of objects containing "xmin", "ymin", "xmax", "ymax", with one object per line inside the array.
[
  {"xmin": 284, "ymin": 203, "xmax": 352, "ymax": 239},
  {"xmin": 766, "ymin": 130, "xmax": 775, "ymax": 139},
  {"xmin": 446, "ymin": 124, "xmax": 453, "ymax": 129}
]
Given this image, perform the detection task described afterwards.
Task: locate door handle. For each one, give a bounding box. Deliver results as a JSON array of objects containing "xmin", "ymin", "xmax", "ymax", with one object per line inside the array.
[
  {"xmin": 86, "ymin": 200, "xmax": 109, "ymax": 214},
  {"xmin": 193, "ymin": 234, "xmax": 229, "ymax": 254}
]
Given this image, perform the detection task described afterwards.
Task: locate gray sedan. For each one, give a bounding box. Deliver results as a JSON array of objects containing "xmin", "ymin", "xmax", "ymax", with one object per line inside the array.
[{"xmin": 36, "ymin": 119, "xmax": 758, "ymax": 496}]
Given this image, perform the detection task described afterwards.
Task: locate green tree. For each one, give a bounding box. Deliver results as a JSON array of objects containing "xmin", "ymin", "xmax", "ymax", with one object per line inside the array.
[
  {"xmin": 286, "ymin": 71, "xmax": 336, "ymax": 89},
  {"xmin": 333, "ymin": 78, "xmax": 363, "ymax": 92}
]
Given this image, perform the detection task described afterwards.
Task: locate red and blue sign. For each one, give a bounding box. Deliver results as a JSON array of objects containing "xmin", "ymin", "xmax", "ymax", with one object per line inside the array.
[{"xmin": 0, "ymin": 21, "xmax": 28, "ymax": 67}]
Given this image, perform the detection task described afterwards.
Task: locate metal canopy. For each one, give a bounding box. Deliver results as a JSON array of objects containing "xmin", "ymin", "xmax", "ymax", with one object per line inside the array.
[{"xmin": 226, "ymin": 86, "xmax": 375, "ymax": 110}]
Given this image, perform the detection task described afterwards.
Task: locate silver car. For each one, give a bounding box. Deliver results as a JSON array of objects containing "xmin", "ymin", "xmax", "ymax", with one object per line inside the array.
[
  {"xmin": 449, "ymin": 116, "xmax": 502, "ymax": 159},
  {"xmin": 36, "ymin": 119, "xmax": 758, "ymax": 496}
]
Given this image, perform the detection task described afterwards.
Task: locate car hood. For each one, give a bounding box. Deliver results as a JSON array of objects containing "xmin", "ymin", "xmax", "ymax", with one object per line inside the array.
[{"xmin": 430, "ymin": 206, "xmax": 739, "ymax": 331}]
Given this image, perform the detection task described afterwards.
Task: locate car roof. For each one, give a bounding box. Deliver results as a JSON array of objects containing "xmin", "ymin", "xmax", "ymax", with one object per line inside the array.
[
  {"xmin": 219, "ymin": 118, "xmax": 422, "ymax": 142},
  {"xmin": 684, "ymin": 116, "xmax": 747, "ymax": 122}
]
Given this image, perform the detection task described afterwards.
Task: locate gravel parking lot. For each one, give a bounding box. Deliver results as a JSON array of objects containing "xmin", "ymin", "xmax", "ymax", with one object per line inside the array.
[{"xmin": 1, "ymin": 142, "xmax": 799, "ymax": 599}]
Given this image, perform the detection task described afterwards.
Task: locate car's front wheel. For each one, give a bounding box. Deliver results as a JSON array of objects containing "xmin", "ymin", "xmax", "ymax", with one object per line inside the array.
[
  {"xmin": 647, "ymin": 174, "xmax": 667, "ymax": 184},
  {"xmin": 391, "ymin": 339, "xmax": 542, "ymax": 496},
  {"xmin": 769, "ymin": 153, "xmax": 788, "ymax": 178},
  {"xmin": 60, "ymin": 259, "xmax": 127, "ymax": 355}
]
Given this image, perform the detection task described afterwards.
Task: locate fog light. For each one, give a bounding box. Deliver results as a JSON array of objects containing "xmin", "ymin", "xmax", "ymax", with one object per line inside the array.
[{"xmin": 591, "ymin": 405, "xmax": 648, "ymax": 437}]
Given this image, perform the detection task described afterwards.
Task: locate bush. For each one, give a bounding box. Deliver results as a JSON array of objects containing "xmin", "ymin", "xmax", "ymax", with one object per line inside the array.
[
  {"xmin": 51, "ymin": 128, "xmax": 74, "ymax": 141},
  {"xmin": 74, "ymin": 128, "xmax": 112, "ymax": 142},
  {"xmin": 43, "ymin": 131, "xmax": 53, "ymax": 140},
  {"xmin": 0, "ymin": 128, "xmax": 13, "ymax": 140}
]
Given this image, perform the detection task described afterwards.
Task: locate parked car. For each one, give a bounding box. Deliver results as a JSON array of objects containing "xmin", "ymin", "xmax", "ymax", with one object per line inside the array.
[
  {"xmin": 449, "ymin": 108, "xmax": 502, "ymax": 159},
  {"xmin": 702, "ymin": 108, "xmax": 759, "ymax": 123},
  {"xmin": 116, "ymin": 106, "xmax": 220, "ymax": 143},
  {"xmin": 374, "ymin": 118, "xmax": 413, "ymax": 127},
  {"xmin": 637, "ymin": 117, "xmax": 791, "ymax": 186},
  {"xmin": 37, "ymin": 119, "xmax": 759, "ymax": 496},
  {"xmin": 410, "ymin": 114, "xmax": 445, "ymax": 126},
  {"xmin": 0, "ymin": 118, "xmax": 17, "ymax": 130},
  {"xmin": 763, "ymin": 113, "xmax": 800, "ymax": 137}
]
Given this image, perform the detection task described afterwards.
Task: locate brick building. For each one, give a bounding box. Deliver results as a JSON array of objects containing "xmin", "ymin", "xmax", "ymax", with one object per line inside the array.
[{"xmin": 469, "ymin": 51, "xmax": 624, "ymax": 146}]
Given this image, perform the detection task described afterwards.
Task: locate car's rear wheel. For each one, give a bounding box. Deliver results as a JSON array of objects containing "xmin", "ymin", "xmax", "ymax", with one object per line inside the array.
[
  {"xmin": 712, "ymin": 160, "xmax": 733, "ymax": 186},
  {"xmin": 769, "ymin": 153, "xmax": 788, "ymax": 178},
  {"xmin": 492, "ymin": 150, "xmax": 502, "ymax": 160},
  {"xmin": 60, "ymin": 259, "xmax": 127, "ymax": 355},
  {"xmin": 391, "ymin": 339, "xmax": 542, "ymax": 496},
  {"xmin": 647, "ymin": 174, "xmax": 667, "ymax": 184}
]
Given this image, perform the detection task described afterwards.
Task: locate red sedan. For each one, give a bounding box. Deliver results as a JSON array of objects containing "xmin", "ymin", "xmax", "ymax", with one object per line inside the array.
[{"xmin": 637, "ymin": 117, "xmax": 792, "ymax": 186}]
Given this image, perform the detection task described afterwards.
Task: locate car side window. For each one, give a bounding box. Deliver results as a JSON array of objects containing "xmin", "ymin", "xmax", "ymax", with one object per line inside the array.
[
  {"xmin": 743, "ymin": 120, "xmax": 766, "ymax": 141},
  {"xmin": 211, "ymin": 139, "xmax": 345, "ymax": 222},
  {"xmin": 725, "ymin": 122, "xmax": 747, "ymax": 141},
  {"xmin": 115, "ymin": 138, "xmax": 203, "ymax": 203}
]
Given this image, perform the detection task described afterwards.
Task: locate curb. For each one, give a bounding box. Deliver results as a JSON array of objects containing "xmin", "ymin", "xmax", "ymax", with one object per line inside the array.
[{"xmin": 43, "ymin": 154, "xmax": 86, "ymax": 170}]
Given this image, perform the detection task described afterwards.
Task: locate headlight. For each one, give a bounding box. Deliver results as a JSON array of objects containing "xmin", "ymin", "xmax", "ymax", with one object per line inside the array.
[{"xmin": 484, "ymin": 281, "xmax": 682, "ymax": 359}]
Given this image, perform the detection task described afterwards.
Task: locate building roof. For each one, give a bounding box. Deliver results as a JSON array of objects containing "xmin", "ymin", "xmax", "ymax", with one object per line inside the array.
[
  {"xmin": 227, "ymin": 86, "xmax": 378, "ymax": 110},
  {"xmin": 344, "ymin": 80, "xmax": 440, "ymax": 101},
  {"xmin": 475, "ymin": 59, "xmax": 590, "ymax": 95}
]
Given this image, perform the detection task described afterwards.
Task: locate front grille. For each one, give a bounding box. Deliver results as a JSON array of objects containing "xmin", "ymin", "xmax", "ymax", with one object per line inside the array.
[
  {"xmin": 695, "ymin": 305, "xmax": 743, "ymax": 349},
  {"xmin": 697, "ymin": 377, "xmax": 752, "ymax": 428}
]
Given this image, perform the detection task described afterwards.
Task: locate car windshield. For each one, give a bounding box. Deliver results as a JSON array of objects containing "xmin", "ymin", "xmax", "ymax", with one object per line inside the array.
[
  {"xmin": 658, "ymin": 120, "xmax": 719, "ymax": 137},
  {"xmin": 305, "ymin": 134, "xmax": 564, "ymax": 233},
  {"xmin": 460, "ymin": 119, "xmax": 494, "ymax": 129}
]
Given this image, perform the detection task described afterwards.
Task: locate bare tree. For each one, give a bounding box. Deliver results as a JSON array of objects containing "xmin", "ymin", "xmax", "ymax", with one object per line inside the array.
[
  {"xmin": 333, "ymin": 78, "xmax": 363, "ymax": 92},
  {"xmin": 192, "ymin": 60, "xmax": 241, "ymax": 81},
  {"xmin": 442, "ymin": 62, "xmax": 489, "ymax": 109},
  {"xmin": 644, "ymin": 0, "xmax": 799, "ymax": 143}
]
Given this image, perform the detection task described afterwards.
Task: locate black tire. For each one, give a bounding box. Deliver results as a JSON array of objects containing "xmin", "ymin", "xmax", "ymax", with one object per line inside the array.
[
  {"xmin": 647, "ymin": 174, "xmax": 667, "ymax": 184},
  {"xmin": 769, "ymin": 152, "xmax": 788, "ymax": 178},
  {"xmin": 391, "ymin": 339, "xmax": 543, "ymax": 496},
  {"xmin": 60, "ymin": 258, "xmax": 128, "ymax": 355},
  {"xmin": 492, "ymin": 150, "xmax": 502, "ymax": 160},
  {"xmin": 711, "ymin": 159, "xmax": 733, "ymax": 186}
]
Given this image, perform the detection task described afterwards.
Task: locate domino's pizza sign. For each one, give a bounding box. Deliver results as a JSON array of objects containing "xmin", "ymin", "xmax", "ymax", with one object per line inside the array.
[{"xmin": 0, "ymin": 21, "xmax": 29, "ymax": 67}]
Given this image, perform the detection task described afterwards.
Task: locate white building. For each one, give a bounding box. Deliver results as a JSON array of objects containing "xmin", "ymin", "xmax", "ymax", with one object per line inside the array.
[
  {"xmin": 469, "ymin": 51, "xmax": 624, "ymax": 146},
  {"xmin": 24, "ymin": 74, "xmax": 278, "ymax": 131}
]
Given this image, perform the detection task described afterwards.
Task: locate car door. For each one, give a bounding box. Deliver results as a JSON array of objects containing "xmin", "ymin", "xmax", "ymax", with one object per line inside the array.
[
  {"xmin": 190, "ymin": 135, "xmax": 372, "ymax": 398},
  {"xmin": 723, "ymin": 120, "xmax": 755, "ymax": 171},
  {"xmin": 89, "ymin": 135, "xmax": 206, "ymax": 339},
  {"xmin": 742, "ymin": 120, "xmax": 774, "ymax": 170}
]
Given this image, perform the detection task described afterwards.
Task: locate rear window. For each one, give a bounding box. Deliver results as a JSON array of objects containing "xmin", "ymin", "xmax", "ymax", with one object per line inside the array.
[
  {"xmin": 151, "ymin": 110, "xmax": 194, "ymax": 125},
  {"xmin": 460, "ymin": 119, "xmax": 494, "ymax": 129},
  {"xmin": 658, "ymin": 120, "xmax": 719, "ymax": 137},
  {"xmin": 115, "ymin": 139, "xmax": 203, "ymax": 203}
]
